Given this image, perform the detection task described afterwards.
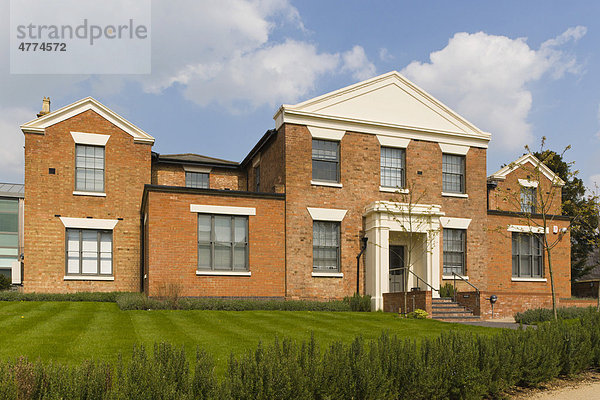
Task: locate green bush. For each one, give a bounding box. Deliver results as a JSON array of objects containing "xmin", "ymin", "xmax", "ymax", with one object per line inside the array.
[
  {"xmin": 2, "ymin": 313, "xmax": 600, "ymax": 398},
  {"xmin": 439, "ymin": 283, "xmax": 455, "ymax": 298},
  {"xmin": 0, "ymin": 291, "xmax": 124, "ymax": 302},
  {"xmin": 0, "ymin": 275, "xmax": 11, "ymax": 291},
  {"xmin": 343, "ymin": 293, "xmax": 372, "ymax": 312},
  {"xmin": 514, "ymin": 306, "xmax": 597, "ymax": 324},
  {"xmin": 406, "ymin": 309, "xmax": 428, "ymax": 319}
]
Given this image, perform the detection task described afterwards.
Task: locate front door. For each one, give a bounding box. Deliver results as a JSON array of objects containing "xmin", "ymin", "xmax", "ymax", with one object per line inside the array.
[{"xmin": 389, "ymin": 245, "xmax": 405, "ymax": 292}]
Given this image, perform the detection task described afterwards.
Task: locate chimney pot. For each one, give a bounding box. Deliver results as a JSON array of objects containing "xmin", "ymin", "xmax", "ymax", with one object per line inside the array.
[{"xmin": 37, "ymin": 97, "xmax": 51, "ymax": 117}]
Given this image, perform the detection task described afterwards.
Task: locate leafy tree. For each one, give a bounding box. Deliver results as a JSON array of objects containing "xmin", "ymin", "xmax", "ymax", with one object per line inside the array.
[{"xmin": 533, "ymin": 149, "xmax": 600, "ymax": 280}]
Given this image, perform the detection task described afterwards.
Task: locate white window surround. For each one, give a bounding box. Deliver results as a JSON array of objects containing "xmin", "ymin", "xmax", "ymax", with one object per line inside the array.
[
  {"xmin": 59, "ymin": 217, "xmax": 119, "ymax": 230},
  {"xmin": 439, "ymin": 143, "xmax": 470, "ymax": 155},
  {"xmin": 73, "ymin": 191, "xmax": 107, "ymax": 197},
  {"xmin": 312, "ymin": 272, "xmax": 344, "ymax": 278},
  {"xmin": 307, "ymin": 207, "xmax": 348, "ymax": 222},
  {"xmin": 183, "ymin": 165, "xmax": 212, "ymax": 173},
  {"xmin": 70, "ymin": 132, "xmax": 110, "ymax": 146},
  {"xmin": 511, "ymin": 277, "xmax": 548, "ymax": 282},
  {"xmin": 379, "ymin": 186, "xmax": 409, "ymax": 194},
  {"xmin": 311, "ymin": 180, "xmax": 343, "ymax": 188},
  {"xmin": 508, "ymin": 225, "xmax": 548, "ymax": 234},
  {"xmin": 442, "ymin": 275, "xmax": 469, "ymax": 281},
  {"xmin": 440, "ymin": 217, "xmax": 471, "ymax": 229},
  {"xmin": 377, "ymin": 135, "xmax": 410, "ymax": 148},
  {"xmin": 518, "ymin": 179, "xmax": 539, "ymax": 188},
  {"xmin": 64, "ymin": 276, "xmax": 114, "ymax": 281},
  {"xmin": 307, "ymin": 126, "xmax": 345, "ymax": 141},
  {"xmin": 196, "ymin": 271, "xmax": 252, "ymax": 277},
  {"xmin": 442, "ymin": 192, "xmax": 469, "ymax": 198},
  {"xmin": 190, "ymin": 204, "xmax": 256, "ymax": 216}
]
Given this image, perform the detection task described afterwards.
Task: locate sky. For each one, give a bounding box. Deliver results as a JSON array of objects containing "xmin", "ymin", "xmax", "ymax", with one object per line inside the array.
[{"xmin": 1, "ymin": 0, "xmax": 600, "ymax": 190}]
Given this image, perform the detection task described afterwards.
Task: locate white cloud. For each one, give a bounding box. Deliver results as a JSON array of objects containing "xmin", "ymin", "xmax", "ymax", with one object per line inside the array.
[
  {"xmin": 402, "ymin": 28, "xmax": 586, "ymax": 151},
  {"xmin": 379, "ymin": 48, "xmax": 394, "ymax": 62},
  {"xmin": 0, "ymin": 108, "xmax": 33, "ymax": 183},
  {"xmin": 341, "ymin": 46, "xmax": 377, "ymax": 81}
]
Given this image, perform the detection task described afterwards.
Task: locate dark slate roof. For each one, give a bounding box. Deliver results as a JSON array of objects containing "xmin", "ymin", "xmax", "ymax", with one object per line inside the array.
[
  {"xmin": 0, "ymin": 183, "xmax": 24, "ymax": 198},
  {"xmin": 155, "ymin": 153, "xmax": 239, "ymax": 167}
]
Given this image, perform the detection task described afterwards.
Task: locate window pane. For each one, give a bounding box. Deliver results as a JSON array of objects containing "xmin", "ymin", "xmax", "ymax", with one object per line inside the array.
[
  {"xmin": 214, "ymin": 244, "xmax": 231, "ymax": 270},
  {"xmin": 100, "ymin": 257, "xmax": 112, "ymax": 275},
  {"xmin": 67, "ymin": 253, "xmax": 79, "ymax": 274},
  {"xmin": 100, "ymin": 232, "xmax": 112, "ymax": 253},
  {"xmin": 186, "ymin": 172, "xmax": 209, "ymax": 189},
  {"xmin": 0, "ymin": 213, "xmax": 18, "ymax": 233},
  {"xmin": 0, "ymin": 234, "xmax": 17, "ymax": 247},
  {"xmin": 234, "ymin": 217, "xmax": 247, "ymax": 243},
  {"xmin": 82, "ymin": 253, "xmax": 97, "ymax": 274},
  {"xmin": 67, "ymin": 230, "xmax": 80, "ymax": 252},
  {"xmin": 312, "ymin": 160, "xmax": 338, "ymax": 182},
  {"xmin": 0, "ymin": 199, "xmax": 18, "ymax": 213},
  {"xmin": 214, "ymin": 216, "xmax": 231, "ymax": 242},
  {"xmin": 313, "ymin": 221, "xmax": 340, "ymax": 271},
  {"xmin": 380, "ymin": 147, "xmax": 405, "ymax": 188},
  {"xmin": 233, "ymin": 246, "xmax": 246, "ymax": 270},
  {"xmin": 442, "ymin": 154, "xmax": 465, "ymax": 193},
  {"xmin": 75, "ymin": 145, "xmax": 105, "ymax": 192},
  {"xmin": 82, "ymin": 231, "xmax": 97, "ymax": 252},
  {"xmin": 0, "ymin": 248, "xmax": 18, "ymax": 256},
  {"xmin": 198, "ymin": 245, "xmax": 211, "ymax": 268},
  {"xmin": 312, "ymin": 140, "xmax": 339, "ymax": 182},
  {"xmin": 198, "ymin": 215, "xmax": 211, "ymax": 242}
]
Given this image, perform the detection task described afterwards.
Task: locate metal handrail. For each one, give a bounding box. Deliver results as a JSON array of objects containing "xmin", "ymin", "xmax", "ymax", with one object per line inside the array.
[
  {"xmin": 452, "ymin": 272, "xmax": 480, "ymax": 308},
  {"xmin": 391, "ymin": 266, "xmax": 439, "ymax": 293}
]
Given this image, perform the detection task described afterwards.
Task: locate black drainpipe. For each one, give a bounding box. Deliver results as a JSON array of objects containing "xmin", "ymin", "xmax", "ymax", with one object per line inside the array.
[{"xmin": 356, "ymin": 237, "xmax": 368, "ymax": 295}]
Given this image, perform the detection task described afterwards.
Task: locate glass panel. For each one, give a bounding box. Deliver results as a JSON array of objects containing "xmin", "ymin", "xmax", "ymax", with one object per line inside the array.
[
  {"xmin": 0, "ymin": 234, "xmax": 17, "ymax": 247},
  {"xmin": 67, "ymin": 253, "xmax": 79, "ymax": 274},
  {"xmin": 198, "ymin": 245, "xmax": 211, "ymax": 268},
  {"xmin": 233, "ymin": 246, "xmax": 246, "ymax": 270},
  {"xmin": 100, "ymin": 257, "xmax": 111, "ymax": 275},
  {"xmin": 82, "ymin": 253, "xmax": 97, "ymax": 274},
  {"xmin": 81, "ymin": 231, "xmax": 97, "ymax": 252},
  {"xmin": 214, "ymin": 217, "xmax": 231, "ymax": 242},
  {"xmin": 214, "ymin": 244, "xmax": 231, "ymax": 270},
  {"xmin": 0, "ymin": 214, "xmax": 18, "ymax": 233},
  {"xmin": 234, "ymin": 217, "xmax": 247, "ymax": 243},
  {"xmin": 380, "ymin": 147, "xmax": 405, "ymax": 188},
  {"xmin": 100, "ymin": 232, "xmax": 112, "ymax": 253},
  {"xmin": 0, "ymin": 248, "xmax": 18, "ymax": 256},
  {"xmin": 520, "ymin": 255, "xmax": 531, "ymax": 277},
  {"xmin": 198, "ymin": 215, "xmax": 211, "ymax": 242},
  {"xmin": 312, "ymin": 160, "xmax": 337, "ymax": 182},
  {"xmin": 0, "ymin": 268, "xmax": 11, "ymax": 279},
  {"xmin": 186, "ymin": 172, "xmax": 209, "ymax": 189},
  {"xmin": 512, "ymin": 255, "xmax": 519, "ymax": 276},
  {"xmin": 67, "ymin": 230, "xmax": 79, "ymax": 252},
  {"xmin": 0, "ymin": 258, "xmax": 16, "ymax": 268},
  {"xmin": 0, "ymin": 199, "xmax": 18, "ymax": 213},
  {"xmin": 442, "ymin": 154, "xmax": 465, "ymax": 193},
  {"xmin": 312, "ymin": 140, "xmax": 339, "ymax": 182}
]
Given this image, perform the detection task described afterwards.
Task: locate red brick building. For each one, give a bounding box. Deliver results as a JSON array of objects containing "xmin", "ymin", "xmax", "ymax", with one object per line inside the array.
[{"xmin": 18, "ymin": 72, "xmax": 572, "ymax": 317}]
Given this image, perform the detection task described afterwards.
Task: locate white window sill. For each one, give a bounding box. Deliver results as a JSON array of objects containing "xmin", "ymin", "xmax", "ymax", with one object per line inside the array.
[
  {"xmin": 196, "ymin": 270, "xmax": 251, "ymax": 277},
  {"xmin": 379, "ymin": 186, "xmax": 409, "ymax": 194},
  {"xmin": 64, "ymin": 275, "xmax": 114, "ymax": 281},
  {"xmin": 73, "ymin": 191, "xmax": 106, "ymax": 197},
  {"xmin": 312, "ymin": 272, "xmax": 343, "ymax": 278},
  {"xmin": 512, "ymin": 277, "xmax": 547, "ymax": 282},
  {"xmin": 311, "ymin": 180, "xmax": 342, "ymax": 188},
  {"xmin": 442, "ymin": 275, "xmax": 469, "ymax": 281},
  {"xmin": 442, "ymin": 192, "xmax": 468, "ymax": 198}
]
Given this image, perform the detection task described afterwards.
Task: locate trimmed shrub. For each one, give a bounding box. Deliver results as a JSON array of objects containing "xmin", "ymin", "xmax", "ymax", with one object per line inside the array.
[
  {"xmin": 439, "ymin": 283, "xmax": 455, "ymax": 298},
  {"xmin": 0, "ymin": 275, "xmax": 11, "ymax": 291},
  {"xmin": 514, "ymin": 306, "xmax": 597, "ymax": 324},
  {"xmin": 406, "ymin": 309, "xmax": 428, "ymax": 319},
  {"xmin": 343, "ymin": 293, "xmax": 372, "ymax": 312},
  {"xmin": 0, "ymin": 291, "xmax": 124, "ymax": 302}
]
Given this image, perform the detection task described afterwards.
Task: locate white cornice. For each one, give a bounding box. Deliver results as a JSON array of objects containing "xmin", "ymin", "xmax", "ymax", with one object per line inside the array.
[
  {"xmin": 307, "ymin": 207, "xmax": 347, "ymax": 222},
  {"xmin": 71, "ymin": 132, "xmax": 110, "ymax": 146},
  {"xmin": 488, "ymin": 154, "xmax": 565, "ymax": 187},
  {"xmin": 60, "ymin": 217, "xmax": 119, "ymax": 230},
  {"xmin": 21, "ymin": 97, "xmax": 155, "ymax": 144}
]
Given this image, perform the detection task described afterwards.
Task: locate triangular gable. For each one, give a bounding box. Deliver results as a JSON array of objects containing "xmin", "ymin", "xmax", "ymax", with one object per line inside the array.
[
  {"xmin": 20, "ymin": 97, "xmax": 155, "ymax": 144},
  {"xmin": 274, "ymin": 71, "xmax": 491, "ymax": 148},
  {"xmin": 488, "ymin": 153, "xmax": 565, "ymax": 186}
]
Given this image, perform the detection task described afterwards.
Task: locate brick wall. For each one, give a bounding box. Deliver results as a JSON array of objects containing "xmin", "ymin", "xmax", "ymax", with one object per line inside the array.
[
  {"xmin": 572, "ymin": 281, "xmax": 599, "ymax": 298},
  {"xmin": 152, "ymin": 163, "xmax": 243, "ymax": 191},
  {"xmin": 245, "ymin": 131, "xmax": 286, "ymax": 193},
  {"xmin": 282, "ymin": 123, "xmax": 488, "ymax": 300},
  {"xmin": 24, "ymin": 109, "xmax": 151, "ymax": 292},
  {"xmin": 383, "ymin": 291, "xmax": 432, "ymax": 316},
  {"xmin": 144, "ymin": 189, "xmax": 285, "ymax": 297}
]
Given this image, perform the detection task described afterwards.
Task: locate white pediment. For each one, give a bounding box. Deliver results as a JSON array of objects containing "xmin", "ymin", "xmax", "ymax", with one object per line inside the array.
[{"xmin": 274, "ymin": 71, "xmax": 491, "ymax": 148}]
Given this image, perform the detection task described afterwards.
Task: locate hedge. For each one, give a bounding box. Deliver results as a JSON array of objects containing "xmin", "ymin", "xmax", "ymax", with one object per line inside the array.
[
  {"xmin": 0, "ymin": 291, "xmax": 372, "ymax": 312},
  {"xmin": 514, "ymin": 306, "xmax": 597, "ymax": 325},
  {"xmin": 1, "ymin": 312, "xmax": 600, "ymax": 399}
]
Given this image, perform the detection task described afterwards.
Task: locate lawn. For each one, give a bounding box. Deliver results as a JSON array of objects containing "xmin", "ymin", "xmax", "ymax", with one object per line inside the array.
[{"xmin": 0, "ymin": 301, "xmax": 496, "ymax": 373}]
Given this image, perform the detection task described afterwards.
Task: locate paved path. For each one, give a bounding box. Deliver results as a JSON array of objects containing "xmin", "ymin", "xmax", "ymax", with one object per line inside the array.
[
  {"xmin": 456, "ymin": 317, "xmax": 535, "ymax": 330},
  {"xmin": 521, "ymin": 381, "xmax": 600, "ymax": 399}
]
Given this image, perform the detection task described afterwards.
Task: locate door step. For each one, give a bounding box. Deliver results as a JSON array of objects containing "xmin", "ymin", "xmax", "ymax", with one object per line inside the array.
[{"xmin": 431, "ymin": 298, "xmax": 480, "ymax": 322}]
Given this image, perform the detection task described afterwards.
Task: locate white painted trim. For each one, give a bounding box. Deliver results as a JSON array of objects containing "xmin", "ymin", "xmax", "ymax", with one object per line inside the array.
[
  {"xmin": 377, "ymin": 135, "xmax": 410, "ymax": 148},
  {"xmin": 307, "ymin": 207, "xmax": 348, "ymax": 222},
  {"xmin": 59, "ymin": 217, "xmax": 118, "ymax": 230},
  {"xmin": 511, "ymin": 277, "xmax": 547, "ymax": 282},
  {"xmin": 190, "ymin": 204, "xmax": 256, "ymax": 216},
  {"xmin": 507, "ymin": 225, "xmax": 548, "ymax": 234},
  {"xmin": 442, "ymin": 192, "xmax": 468, "ymax": 198},
  {"xmin": 21, "ymin": 97, "xmax": 155, "ymax": 143},
  {"xmin": 518, "ymin": 179, "xmax": 539, "ymax": 188},
  {"xmin": 73, "ymin": 191, "xmax": 107, "ymax": 197},
  {"xmin": 440, "ymin": 217, "xmax": 471, "ymax": 229},
  {"xmin": 307, "ymin": 126, "xmax": 345, "ymax": 141},
  {"xmin": 311, "ymin": 180, "xmax": 343, "ymax": 188},
  {"xmin": 11, "ymin": 261, "xmax": 21, "ymax": 285},
  {"xmin": 70, "ymin": 132, "xmax": 110, "ymax": 146},
  {"xmin": 379, "ymin": 186, "xmax": 409, "ymax": 194},
  {"xmin": 64, "ymin": 275, "xmax": 114, "ymax": 281},
  {"xmin": 312, "ymin": 272, "xmax": 344, "ymax": 278},
  {"xmin": 442, "ymin": 275, "xmax": 469, "ymax": 281},
  {"xmin": 439, "ymin": 143, "xmax": 470, "ymax": 155},
  {"xmin": 252, "ymin": 155, "xmax": 261, "ymax": 168},
  {"xmin": 183, "ymin": 165, "xmax": 212, "ymax": 173},
  {"xmin": 196, "ymin": 270, "xmax": 251, "ymax": 277},
  {"xmin": 488, "ymin": 153, "xmax": 565, "ymax": 186}
]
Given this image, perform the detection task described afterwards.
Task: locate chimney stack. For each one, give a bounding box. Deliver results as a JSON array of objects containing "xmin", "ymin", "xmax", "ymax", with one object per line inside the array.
[{"xmin": 37, "ymin": 97, "xmax": 51, "ymax": 117}]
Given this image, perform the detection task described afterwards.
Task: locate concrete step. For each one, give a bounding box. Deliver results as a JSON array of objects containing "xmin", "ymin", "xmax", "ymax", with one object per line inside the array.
[
  {"xmin": 433, "ymin": 315, "xmax": 481, "ymax": 322},
  {"xmin": 432, "ymin": 311, "xmax": 477, "ymax": 318}
]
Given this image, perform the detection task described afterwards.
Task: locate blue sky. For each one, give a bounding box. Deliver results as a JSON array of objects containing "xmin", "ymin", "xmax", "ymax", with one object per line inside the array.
[{"xmin": 1, "ymin": 0, "xmax": 599, "ymax": 189}]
